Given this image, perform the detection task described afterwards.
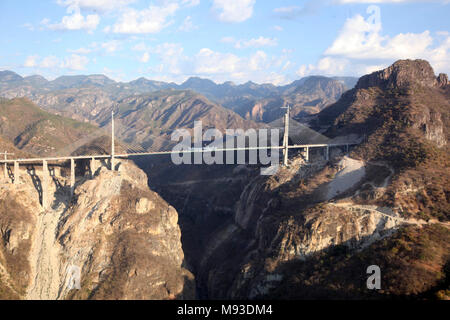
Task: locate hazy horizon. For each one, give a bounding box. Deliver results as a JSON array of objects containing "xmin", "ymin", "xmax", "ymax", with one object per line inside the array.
[
  {"xmin": 0, "ymin": 1, "xmax": 449, "ymax": 85},
  {"xmin": 1, "ymin": 67, "xmax": 363, "ymax": 86}
]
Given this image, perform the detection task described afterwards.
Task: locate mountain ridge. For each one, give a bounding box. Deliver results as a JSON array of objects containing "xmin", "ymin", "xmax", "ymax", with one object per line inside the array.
[
  {"xmin": 0, "ymin": 69, "xmax": 357, "ymax": 123},
  {"xmin": 0, "ymin": 97, "xmax": 98, "ymax": 155}
]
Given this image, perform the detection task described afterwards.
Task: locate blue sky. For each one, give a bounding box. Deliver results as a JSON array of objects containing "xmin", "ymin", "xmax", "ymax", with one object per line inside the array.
[{"xmin": 0, "ymin": 0, "xmax": 449, "ymax": 84}]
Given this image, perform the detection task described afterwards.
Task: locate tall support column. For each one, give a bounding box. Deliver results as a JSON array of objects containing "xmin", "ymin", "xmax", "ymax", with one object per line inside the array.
[
  {"xmin": 326, "ymin": 146, "xmax": 329, "ymax": 161},
  {"xmin": 42, "ymin": 160, "xmax": 49, "ymax": 209},
  {"xmin": 111, "ymin": 111, "xmax": 115, "ymax": 171},
  {"xmin": 2, "ymin": 151, "xmax": 14, "ymax": 183},
  {"xmin": 282, "ymin": 105, "xmax": 290, "ymax": 167},
  {"xmin": 3, "ymin": 151, "xmax": 7, "ymax": 181},
  {"xmin": 14, "ymin": 161, "xmax": 19, "ymax": 185},
  {"xmin": 70, "ymin": 158, "xmax": 75, "ymax": 195},
  {"xmin": 90, "ymin": 157, "xmax": 96, "ymax": 178},
  {"xmin": 346, "ymin": 144, "xmax": 349, "ymax": 154},
  {"xmin": 305, "ymin": 147, "xmax": 309, "ymax": 162}
]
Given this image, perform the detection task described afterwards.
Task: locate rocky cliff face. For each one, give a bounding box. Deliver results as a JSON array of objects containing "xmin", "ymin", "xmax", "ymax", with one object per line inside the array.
[
  {"xmin": 356, "ymin": 59, "xmax": 443, "ymax": 90},
  {"xmin": 194, "ymin": 155, "xmax": 415, "ymax": 299},
  {"xmin": 316, "ymin": 59, "xmax": 449, "ymax": 221},
  {"xmin": 142, "ymin": 59, "xmax": 449, "ymax": 300},
  {"xmin": 0, "ymin": 160, "xmax": 194, "ymax": 299}
]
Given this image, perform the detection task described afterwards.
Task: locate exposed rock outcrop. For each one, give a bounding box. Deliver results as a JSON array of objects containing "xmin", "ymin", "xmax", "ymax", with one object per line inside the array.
[
  {"xmin": 197, "ymin": 155, "xmax": 414, "ymax": 299},
  {"xmin": 356, "ymin": 59, "xmax": 441, "ymax": 90},
  {"xmin": 437, "ymin": 73, "xmax": 448, "ymax": 87},
  {"xmin": 0, "ymin": 160, "xmax": 194, "ymax": 300}
]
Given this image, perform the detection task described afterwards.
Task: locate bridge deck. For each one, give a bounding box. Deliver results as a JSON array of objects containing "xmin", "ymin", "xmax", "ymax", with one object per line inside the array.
[{"xmin": 0, "ymin": 142, "xmax": 357, "ymax": 164}]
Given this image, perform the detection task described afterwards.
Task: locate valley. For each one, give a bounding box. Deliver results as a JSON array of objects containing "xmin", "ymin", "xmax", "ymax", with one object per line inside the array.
[{"xmin": 0, "ymin": 59, "xmax": 449, "ymax": 300}]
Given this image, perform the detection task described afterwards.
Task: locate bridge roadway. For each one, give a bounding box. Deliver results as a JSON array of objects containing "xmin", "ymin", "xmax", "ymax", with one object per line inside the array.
[
  {"xmin": 0, "ymin": 143, "xmax": 354, "ymax": 163},
  {"xmin": 0, "ymin": 142, "xmax": 357, "ymax": 209}
]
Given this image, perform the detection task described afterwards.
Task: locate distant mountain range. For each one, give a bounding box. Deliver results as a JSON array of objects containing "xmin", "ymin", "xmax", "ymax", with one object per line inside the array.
[
  {"xmin": 0, "ymin": 91, "xmax": 261, "ymax": 156},
  {"xmin": 0, "ymin": 70, "xmax": 357, "ymax": 123},
  {"xmin": 0, "ymin": 69, "xmax": 358, "ymax": 155}
]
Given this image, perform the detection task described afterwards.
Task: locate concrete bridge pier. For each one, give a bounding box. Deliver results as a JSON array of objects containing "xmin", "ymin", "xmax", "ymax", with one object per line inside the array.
[
  {"xmin": 42, "ymin": 160, "xmax": 49, "ymax": 209},
  {"xmin": 14, "ymin": 161, "xmax": 19, "ymax": 184},
  {"xmin": 304, "ymin": 147, "xmax": 309, "ymax": 162},
  {"xmin": 110, "ymin": 156, "xmax": 115, "ymax": 171},
  {"xmin": 70, "ymin": 158, "xmax": 75, "ymax": 196},
  {"xmin": 90, "ymin": 157, "xmax": 97, "ymax": 178},
  {"xmin": 326, "ymin": 146, "xmax": 329, "ymax": 161},
  {"xmin": 3, "ymin": 162, "xmax": 7, "ymax": 181}
]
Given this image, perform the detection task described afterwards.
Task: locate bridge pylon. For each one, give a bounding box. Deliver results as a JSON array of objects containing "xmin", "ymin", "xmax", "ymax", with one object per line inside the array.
[
  {"xmin": 282, "ymin": 105, "xmax": 290, "ymax": 167},
  {"xmin": 111, "ymin": 111, "xmax": 115, "ymax": 171}
]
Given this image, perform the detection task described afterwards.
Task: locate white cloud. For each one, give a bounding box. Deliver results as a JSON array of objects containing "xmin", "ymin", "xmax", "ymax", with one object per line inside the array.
[
  {"xmin": 40, "ymin": 56, "xmax": 61, "ymax": 68},
  {"xmin": 24, "ymin": 55, "xmax": 38, "ymax": 67},
  {"xmin": 68, "ymin": 47, "xmax": 92, "ymax": 54},
  {"xmin": 221, "ymin": 36, "xmax": 278, "ymax": 49},
  {"xmin": 212, "ymin": 0, "xmax": 255, "ymax": 23},
  {"xmin": 235, "ymin": 36, "xmax": 278, "ymax": 49},
  {"xmin": 220, "ymin": 36, "xmax": 235, "ymax": 44},
  {"xmin": 262, "ymin": 72, "xmax": 287, "ymax": 86},
  {"xmin": 248, "ymin": 51, "xmax": 268, "ymax": 71},
  {"xmin": 101, "ymin": 40, "xmax": 121, "ymax": 53},
  {"xmin": 300, "ymin": 9, "xmax": 450, "ymax": 77},
  {"xmin": 40, "ymin": 18, "xmax": 50, "ymax": 25},
  {"xmin": 67, "ymin": 41, "xmax": 122, "ymax": 55},
  {"xmin": 61, "ymin": 54, "xmax": 90, "ymax": 70},
  {"xmin": 109, "ymin": 3, "xmax": 178, "ymax": 34},
  {"xmin": 57, "ymin": 0, "xmax": 136, "ymax": 12},
  {"xmin": 153, "ymin": 43, "xmax": 186, "ymax": 75},
  {"xmin": 140, "ymin": 52, "xmax": 150, "ymax": 63},
  {"xmin": 274, "ymin": 6, "xmax": 301, "ymax": 13},
  {"xmin": 131, "ymin": 42, "xmax": 151, "ymax": 52},
  {"xmin": 179, "ymin": 16, "xmax": 197, "ymax": 32},
  {"xmin": 181, "ymin": 0, "xmax": 200, "ymax": 7},
  {"xmin": 46, "ymin": 5, "xmax": 100, "ymax": 32},
  {"xmin": 273, "ymin": 25, "xmax": 283, "ymax": 31},
  {"xmin": 327, "ymin": 13, "xmax": 450, "ymax": 67},
  {"xmin": 132, "ymin": 42, "xmax": 151, "ymax": 52},
  {"xmin": 194, "ymin": 48, "xmax": 241, "ymax": 74},
  {"xmin": 337, "ymin": 0, "xmax": 449, "ymax": 3},
  {"xmin": 136, "ymin": 43, "xmax": 292, "ymax": 85},
  {"xmin": 26, "ymin": 54, "xmax": 89, "ymax": 71},
  {"xmin": 273, "ymin": 1, "xmax": 321, "ymax": 20},
  {"xmin": 191, "ymin": 48, "xmax": 287, "ymax": 84},
  {"xmin": 22, "ymin": 23, "xmax": 34, "ymax": 31}
]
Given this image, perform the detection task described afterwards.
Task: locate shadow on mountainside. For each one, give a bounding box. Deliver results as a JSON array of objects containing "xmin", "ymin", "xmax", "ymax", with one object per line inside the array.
[{"xmin": 258, "ymin": 224, "xmax": 450, "ymax": 300}]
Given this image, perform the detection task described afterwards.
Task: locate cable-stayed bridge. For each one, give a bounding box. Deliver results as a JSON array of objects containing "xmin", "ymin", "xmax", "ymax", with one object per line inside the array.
[{"xmin": 0, "ymin": 108, "xmax": 360, "ymax": 209}]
